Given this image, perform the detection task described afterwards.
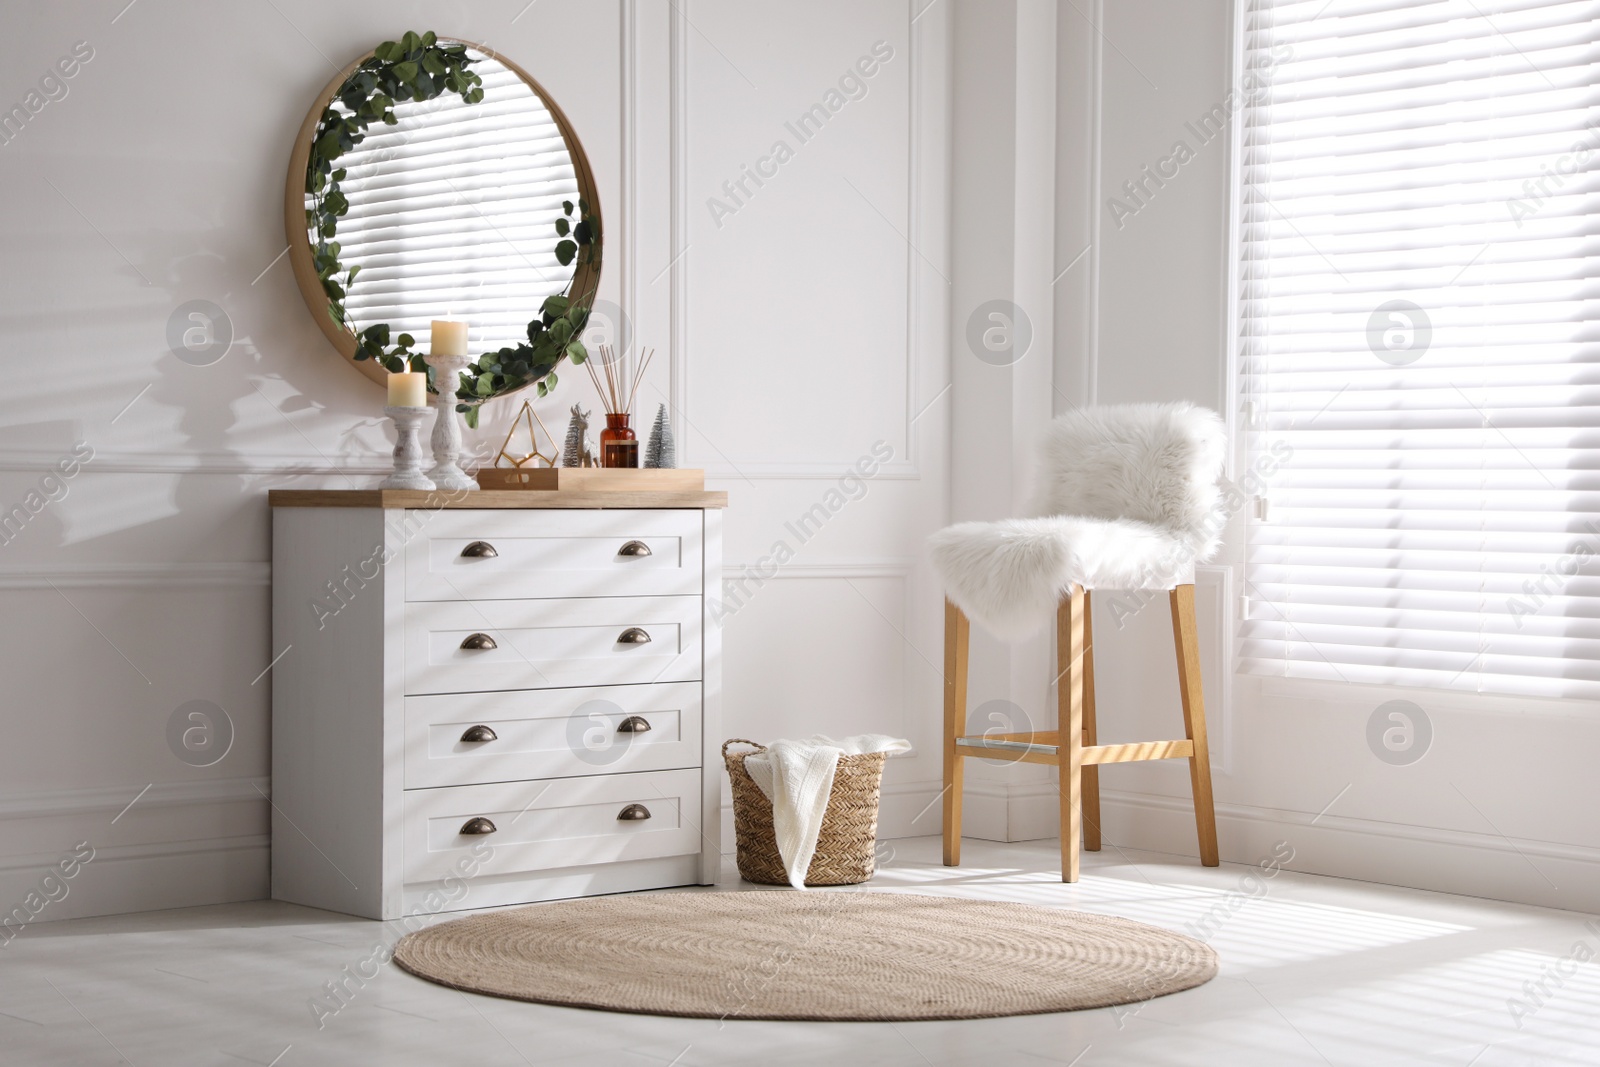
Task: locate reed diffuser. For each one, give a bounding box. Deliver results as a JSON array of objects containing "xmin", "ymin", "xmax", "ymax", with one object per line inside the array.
[{"xmin": 580, "ymin": 344, "xmax": 656, "ymax": 468}]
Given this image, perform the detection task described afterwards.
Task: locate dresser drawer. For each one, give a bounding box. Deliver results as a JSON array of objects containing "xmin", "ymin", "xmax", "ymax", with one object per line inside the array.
[
  {"xmin": 404, "ymin": 682, "xmax": 702, "ymax": 788},
  {"xmin": 404, "ymin": 596, "xmax": 702, "ymax": 694},
  {"xmin": 404, "ymin": 509, "xmax": 702, "ymax": 602},
  {"xmin": 402, "ymin": 769, "xmax": 701, "ymax": 886}
]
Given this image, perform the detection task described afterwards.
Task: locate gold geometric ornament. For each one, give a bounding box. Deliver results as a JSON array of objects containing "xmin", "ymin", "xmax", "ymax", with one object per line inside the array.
[{"xmin": 495, "ymin": 401, "xmax": 557, "ymax": 468}]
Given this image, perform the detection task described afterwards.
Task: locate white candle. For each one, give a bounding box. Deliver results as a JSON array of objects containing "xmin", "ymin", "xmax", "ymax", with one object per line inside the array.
[
  {"xmin": 387, "ymin": 371, "xmax": 427, "ymax": 408},
  {"xmin": 430, "ymin": 320, "xmax": 469, "ymax": 356}
]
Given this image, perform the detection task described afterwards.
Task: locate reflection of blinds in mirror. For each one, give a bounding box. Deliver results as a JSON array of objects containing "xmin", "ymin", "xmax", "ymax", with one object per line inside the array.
[{"xmin": 327, "ymin": 55, "xmax": 580, "ymax": 355}]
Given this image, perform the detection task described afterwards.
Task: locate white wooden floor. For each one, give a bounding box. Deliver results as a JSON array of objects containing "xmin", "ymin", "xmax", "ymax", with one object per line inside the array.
[{"xmin": 3, "ymin": 837, "xmax": 1596, "ymax": 1066}]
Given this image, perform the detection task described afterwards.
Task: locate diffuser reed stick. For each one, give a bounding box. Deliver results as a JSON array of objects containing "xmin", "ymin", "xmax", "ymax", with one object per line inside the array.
[
  {"xmin": 581, "ymin": 344, "xmax": 656, "ymax": 468},
  {"xmin": 581, "ymin": 344, "xmax": 655, "ymax": 416}
]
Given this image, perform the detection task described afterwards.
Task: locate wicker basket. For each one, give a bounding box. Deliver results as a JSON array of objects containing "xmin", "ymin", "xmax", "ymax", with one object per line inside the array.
[{"xmin": 722, "ymin": 738, "xmax": 888, "ymax": 886}]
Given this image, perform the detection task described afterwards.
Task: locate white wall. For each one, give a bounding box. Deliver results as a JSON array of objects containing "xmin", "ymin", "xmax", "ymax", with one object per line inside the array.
[
  {"xmin": 675, "ymin": 0, "xmax": 952, "ymax": 847},
  {"xmin": 6, "ymin": 0, "xmax": 1590, "ymax": 923},
  {"xmin": 0, "ymin": 0, "xmax": 951, "ymax": 921}
]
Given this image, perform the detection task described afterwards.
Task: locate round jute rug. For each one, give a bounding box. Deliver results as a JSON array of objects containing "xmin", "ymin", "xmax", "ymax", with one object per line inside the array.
[{"xmin": 392, "ymin": 892, "xmax": 1217, "ymax": 1021}]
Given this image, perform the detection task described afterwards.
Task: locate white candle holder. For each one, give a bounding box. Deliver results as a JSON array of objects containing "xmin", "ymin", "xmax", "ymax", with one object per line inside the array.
[
  {"xmin": 424, "ymin": 353, "xmax": 479, "ymax": 491},
  {"xmin": 380, "ymin": 406, "xmax": 436, "ymax": 490}
]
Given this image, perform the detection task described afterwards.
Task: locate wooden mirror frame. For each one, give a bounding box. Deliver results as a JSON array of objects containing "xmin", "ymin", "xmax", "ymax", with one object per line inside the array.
[{"xmin": 283, "ymin": 38, "xmax": 603, "ymax": 393}]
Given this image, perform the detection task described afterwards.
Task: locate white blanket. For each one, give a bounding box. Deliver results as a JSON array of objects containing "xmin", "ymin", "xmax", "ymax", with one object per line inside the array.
[{"xmin": 743, "ymin": 734, "xmax": 911, "ymax": 889}]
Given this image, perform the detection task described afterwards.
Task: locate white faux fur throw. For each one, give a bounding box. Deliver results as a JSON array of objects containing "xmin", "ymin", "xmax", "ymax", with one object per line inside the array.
[
  {"xmin": 743, "ymin": 734, "xmax": 910, "ymax": 889},
  {"xmin": 930, "ymin": 403, "xmax": 1226, "ymax": 641}
]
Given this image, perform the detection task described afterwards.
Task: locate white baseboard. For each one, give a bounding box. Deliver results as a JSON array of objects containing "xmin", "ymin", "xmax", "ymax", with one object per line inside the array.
[
  {"xmin": 863, "ymin": 778, "xmax": 1600, "ymax": 913},
  {"xmin": 0, "ymin": 777, "xmax": 270, "ymax": 925},
  {"xmin": 719, "ymin": 776, "xmax": 1047, "ymax": 857},
  {"xmin": 0, "ymin": 836, "xmax": 269, "ymax": 929},
  {"xmin": 1096, "ymin": 788, "xmax": 1600, "ymax": 914},
  {"xmin": 18, "ymin": 775, "xmax": 1589, "ymax": 920}
]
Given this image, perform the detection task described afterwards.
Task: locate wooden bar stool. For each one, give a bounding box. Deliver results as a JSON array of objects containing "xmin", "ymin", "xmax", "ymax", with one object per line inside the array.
[{"xmin": 929, "ymin": 402, "xmax": 1225, "ymax": 882}]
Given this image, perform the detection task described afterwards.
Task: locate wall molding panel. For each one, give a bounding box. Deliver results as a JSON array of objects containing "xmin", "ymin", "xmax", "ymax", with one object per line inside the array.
[
  {"xmin": 0, "ymin": 449, "xmax": 387, "ymax": 475},
  {"xmin": 0, "ymin": 777, "xmax": 269, "ymax": 821},
  {"xmin": 670, "ymin": 0, "xmax": 947, "ymax": 481},
  {"xmin": 1097, "ymin": 788, "xmax": 1600, "ymax": 914},
  {"xmin": 0, "ymin": 562, "xmax": 270, "ymax": 590}
]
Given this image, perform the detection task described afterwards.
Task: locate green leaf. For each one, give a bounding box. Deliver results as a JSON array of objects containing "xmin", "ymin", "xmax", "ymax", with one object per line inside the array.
[
  {"xmin": 421, "ymin": 30, "xmax": 437, "ymax": 47},
  {"xmin": 562, "ymin": 200, "xmax": 574, "ymax": 215},
  {"xmin": 564, "ymin": 338, "xmax": 588, "ymax": 363},
  {"xmin": 555, "ymin": 240, "xmax": 576, "ymax": 266},
  {"xmin": 541, "ymin": 294, "xmax": 571, "ymax": 316},
  {"xmin": 393, "ymin": 60, "xmax": 418, "ymax": 82},
  {"xmin": 346, "ymin": 265, "xmax": 362, "ymax": 285},
  {"xmin": 421, "ymin": 51, "xmax": 445, "ymax": 76},
  {"xmin": 554, "ymin": 217, "xmax": 570, "ymax": 236},
  {"xmin": 465, "ymin": 406, "xmax": 480, "ymax": 429}
]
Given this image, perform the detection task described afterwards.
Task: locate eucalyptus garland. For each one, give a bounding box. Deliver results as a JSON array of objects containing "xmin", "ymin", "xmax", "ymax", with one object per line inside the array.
[
  {"xmin": 456, "ymin": 196, "xmax": 601, "ymax": 427},
  {"xmin": 304, "ymin": 30, "xmax": 603, "ymax": 425},
  {"xmin": 306, "ymin": 31, "xmax": 481, "ymax": 373}
]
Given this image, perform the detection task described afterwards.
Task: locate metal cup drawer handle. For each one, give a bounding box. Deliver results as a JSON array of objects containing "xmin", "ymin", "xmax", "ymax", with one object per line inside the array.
[
  {"xmin": 460, "ymin": 633, "xmax": 498, "ymax": 650},
  {"xmin": 459, "ymin": 724, "xmax": 498, "ymax": 743},
  {"xmin": 617, "ymin": 540, "xmax": 652, "ymax": 558},
  {"xmin": 460, "ymin": 541, "xmax": 498, "ymax": 558},
  {"xmin": 617, "ymin": 627, "xmax": 651, "ymax": 646},
  {"xmin": 617, "ymin": 804, "xmax": 651, "ymax": 821},
  {"xmin": 459, "ymin": 817, "xmax": 497, "ymax": 835},
  {"xmin": 616, "ymin": 716, "xmax": 652, "ymax": 734}
]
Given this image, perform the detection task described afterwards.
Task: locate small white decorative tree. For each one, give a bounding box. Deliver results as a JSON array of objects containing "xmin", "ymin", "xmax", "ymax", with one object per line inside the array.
[{"xmin": 644, "ymin": 403, "xmax": 676, "ymax": 469}]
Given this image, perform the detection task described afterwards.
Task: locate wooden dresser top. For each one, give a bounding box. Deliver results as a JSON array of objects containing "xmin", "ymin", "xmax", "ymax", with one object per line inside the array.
[{"xmin": 268, "ymin": 489, "xmax": 728, "ymax": 509}]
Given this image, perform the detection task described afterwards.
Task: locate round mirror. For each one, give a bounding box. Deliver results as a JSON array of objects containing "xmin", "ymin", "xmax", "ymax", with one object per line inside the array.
[{"xmin": 284, "ymin": 33, "xmax": 602, "ymax": 405}]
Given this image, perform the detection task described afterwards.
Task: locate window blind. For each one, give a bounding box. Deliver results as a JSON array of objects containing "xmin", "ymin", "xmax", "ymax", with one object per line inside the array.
[
  {"xmin": 1236, "ymin": 0, "xmax": 1600, "ymax": 699},
  {"xmin": 326, "ymin": 51, "xmax": 580, "ymax": 355}
]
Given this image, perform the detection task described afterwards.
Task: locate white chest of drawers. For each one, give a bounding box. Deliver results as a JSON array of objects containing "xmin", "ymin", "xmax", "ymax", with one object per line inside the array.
[{"xmin": 268, "ymin": 488, "xmax": 725, "ymax": 920}]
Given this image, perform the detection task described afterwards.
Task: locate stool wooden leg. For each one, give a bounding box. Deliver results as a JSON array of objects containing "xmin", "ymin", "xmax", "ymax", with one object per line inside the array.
[
  {"xmin": 1081, "ymin": 589, "xmax": 1102, "ymax": 852},
  {"xmin": 942, "ymin": 600, "xmax": 969, "ymax": 867},
  {"xmin": 1170, "ymin": 584, "xmax": 1220, "ymax": 867},
  {"xmin": 1058, "ymin": 586, "xmax": 1087, "ymax": 882}
]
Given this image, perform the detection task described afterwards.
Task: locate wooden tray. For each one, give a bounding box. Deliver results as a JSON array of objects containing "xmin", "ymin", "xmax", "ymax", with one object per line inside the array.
[{"xmin": 476, "ymin": 467, "xmax": 705, "ymax": 491}]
